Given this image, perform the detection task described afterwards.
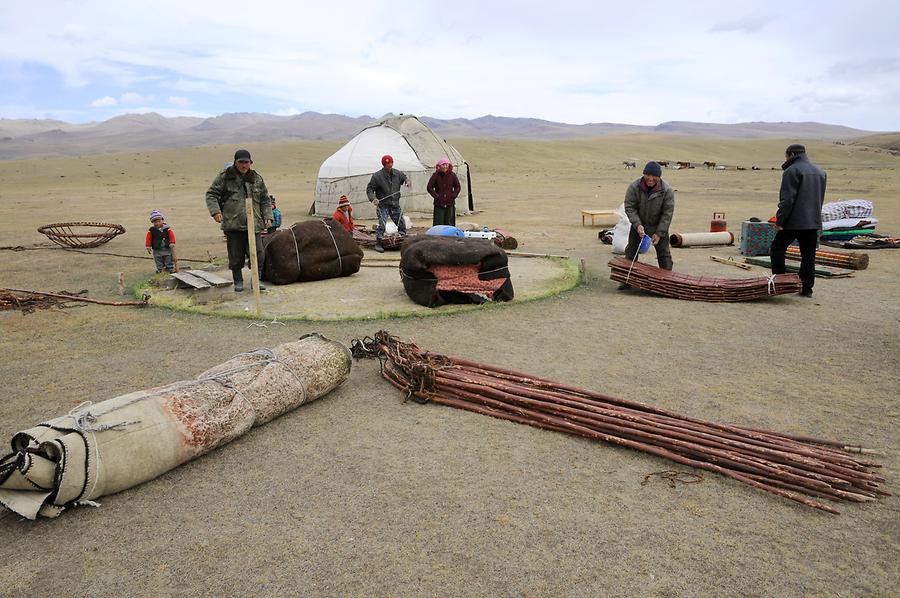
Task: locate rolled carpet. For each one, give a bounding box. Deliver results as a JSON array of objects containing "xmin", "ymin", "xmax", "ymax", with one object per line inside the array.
[
  {"xmin": 0, "ymin": 334, "xmax": 351, "ymax": 520},
  {"xmin": 784, "ymin": 245, "xmax": 869, "ymax": 270},
  {"xmin": 670, "ymin": 231, "xmax": 735, "ymax": 248}
]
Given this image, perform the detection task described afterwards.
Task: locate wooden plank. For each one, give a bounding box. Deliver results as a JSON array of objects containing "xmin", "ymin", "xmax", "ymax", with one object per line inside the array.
[
  {"xmin": 743, "ymin": 256, "xmax": 855, "ymax": 278},
  {"xmin": 186, "ymin": 269, "xmax": 233, "ymax": 287},
  {"xmin": 710, "ymin": 255, "xmax": 752, "ymax": 270},
  {"xmin": 170, "ymin": 271, "xmax": 212, "ymax": 289}
]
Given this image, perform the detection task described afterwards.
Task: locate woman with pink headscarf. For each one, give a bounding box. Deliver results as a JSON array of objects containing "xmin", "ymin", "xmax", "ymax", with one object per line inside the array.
[{"xmin": 427, "ymin": 158, "xmax": 461, "ymax": 226}]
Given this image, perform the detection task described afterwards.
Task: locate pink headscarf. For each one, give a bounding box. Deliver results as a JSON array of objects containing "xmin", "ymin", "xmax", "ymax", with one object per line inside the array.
[{"xmin": 435, "ymin": 158, "xmax": 451, "ymax": 168}]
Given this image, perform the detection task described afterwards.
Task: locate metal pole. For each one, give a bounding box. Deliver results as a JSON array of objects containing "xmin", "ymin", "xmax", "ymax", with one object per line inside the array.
[{"xmin": 244, "ymin": 184, "xmax": 262, "ymax": 316}]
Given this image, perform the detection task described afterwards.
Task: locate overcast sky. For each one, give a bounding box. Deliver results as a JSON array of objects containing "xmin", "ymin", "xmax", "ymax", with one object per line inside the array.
[{"xmin": 4, "ymin": 0, "xmax": 899, "ymax": 130}]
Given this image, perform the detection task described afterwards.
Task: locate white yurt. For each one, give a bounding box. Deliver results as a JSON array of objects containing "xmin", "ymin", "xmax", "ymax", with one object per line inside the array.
[{"xmin": 314, "ymin": 114, "xmax": 473, "ymax": 219}]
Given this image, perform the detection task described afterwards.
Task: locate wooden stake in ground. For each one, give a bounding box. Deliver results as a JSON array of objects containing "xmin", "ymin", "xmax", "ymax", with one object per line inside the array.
[
  {"xmin": 170, "ymin": 244, "xmax": 180, "ymax": 273},
  {"xmin": 244, "ymin": 184, "xmax": 262, "ymax": 316}
]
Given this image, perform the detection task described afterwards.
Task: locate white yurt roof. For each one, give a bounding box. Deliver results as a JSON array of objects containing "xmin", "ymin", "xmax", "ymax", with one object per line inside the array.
[
  {"xmin": 318, "ymin": 126, "xmax": 422, "ymax": 179},
  {"xmin": 317, "ymin": 115, "xmax": 465, "ymax": 180}
]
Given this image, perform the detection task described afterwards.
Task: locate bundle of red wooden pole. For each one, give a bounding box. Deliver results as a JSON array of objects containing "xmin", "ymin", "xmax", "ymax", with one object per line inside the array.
[
  {"xmin": 353, "ymin": 331, "xmax": 888, "ymax": 514},
  {"xmin": 785, "ymin": 245, "xmax": 869, "ymax": 270},
  {"xmin": 609, "ymin": 256, "xmax": 801, "ymax": 301}
]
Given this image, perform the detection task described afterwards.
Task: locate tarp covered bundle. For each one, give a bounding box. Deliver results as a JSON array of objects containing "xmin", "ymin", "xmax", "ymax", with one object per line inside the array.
[
  {"xmin": 400, "ymin": 235, "xmax": 514, "ymax": 307},
  {"xmin": 263, "ymin": 219, "xmax": 363, "ymax": 284},
  {"xmin": 0, "ymin": 334, "xmax": 351, "ymax": 520}
]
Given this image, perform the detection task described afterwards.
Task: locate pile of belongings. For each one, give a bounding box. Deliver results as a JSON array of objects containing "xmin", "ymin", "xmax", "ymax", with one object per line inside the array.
[
  {"xmin": 400, "ymin": 235, "xmax": 514, "ymax": 307},
  {"xmin": 608, "ymin": 256, "xmax": 801, "ymax": 301},
  {"xmin": 351, "ymin": 227, "xmax": 421, "ymax": 250},
  {"xmin": 820, "ymin": 200, "xmax": 877, "ymax": 241},
  {"xmin": 455, "ymin": 222, "xmax": 518, "ymax": 250},
  {"xmin": 822, "ymin": 233, "xmax": 900, "ymax": 250},
  {"xmin": 262, "ymin": 220, "xmax": 362, "ymax": 284},
  {"xmin": 0, "ymin": 334, "xmax": 351, "ymax": 520}
]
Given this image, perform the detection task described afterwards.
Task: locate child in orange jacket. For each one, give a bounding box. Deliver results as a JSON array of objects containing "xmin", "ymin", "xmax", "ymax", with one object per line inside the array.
[{"xmin": 332, "ymin": 195, "xmax": 354, "ymax": 232}]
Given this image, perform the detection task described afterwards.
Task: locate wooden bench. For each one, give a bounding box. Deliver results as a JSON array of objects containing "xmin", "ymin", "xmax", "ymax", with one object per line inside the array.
[{"xmin": 581, "ymin": 209, "xmax": 617, "ymax": 227}]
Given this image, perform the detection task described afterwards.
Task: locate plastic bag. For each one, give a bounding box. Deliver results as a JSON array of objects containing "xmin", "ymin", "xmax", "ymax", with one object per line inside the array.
[{"xmin": 612, "ymin": 203, "xmax": 631, "ymax": 254}]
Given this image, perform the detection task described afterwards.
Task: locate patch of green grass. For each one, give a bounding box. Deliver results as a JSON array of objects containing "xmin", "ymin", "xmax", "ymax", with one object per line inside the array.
[{"xmin": 135, "ymin": 256, "xmax": 582, "ymax": 321}]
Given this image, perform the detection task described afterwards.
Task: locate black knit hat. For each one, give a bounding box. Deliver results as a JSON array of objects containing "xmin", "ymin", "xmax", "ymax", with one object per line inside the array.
[
  {"xmin": 785, "ymin": 144, "xmax": 806, "ymax": 155},
  {"xmin": 643, "ymin": 161, "xmax": 663, "ymax": 177},
  {"xmin": 233, "ymin": 149, "xmax": 252, "ymax": 163}
]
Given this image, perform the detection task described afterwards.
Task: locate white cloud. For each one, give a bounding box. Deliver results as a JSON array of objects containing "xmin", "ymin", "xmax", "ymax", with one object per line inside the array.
[
  {"xmin": 167, "ymin": 96, "xmax": 191, "ymax": 106},
  {"xmin": 120, "ymin": 92, "xmax": 152, "ymax": 105},
  {"xmin": 3, "ymin": 0, "xmax": 900, "ymax": 129},
  {"xmin": 91, "ymin": 96, "xmax": 118, "ymax": 107}
]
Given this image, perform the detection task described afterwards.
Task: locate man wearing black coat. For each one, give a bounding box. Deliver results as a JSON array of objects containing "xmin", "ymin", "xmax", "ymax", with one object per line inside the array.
[
  {"xmin": 366, "ymin": 154, "xmax": 408, "ymax": 252},
  {"xmin": 770, "ymin": 144, "xmax": 827, "ymax": 298}
]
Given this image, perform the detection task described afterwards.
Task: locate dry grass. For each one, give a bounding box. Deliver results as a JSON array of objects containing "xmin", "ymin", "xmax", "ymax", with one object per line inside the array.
[{"xmin": 0, "ymin": 136, "xmax": 898, "ymax": 597}]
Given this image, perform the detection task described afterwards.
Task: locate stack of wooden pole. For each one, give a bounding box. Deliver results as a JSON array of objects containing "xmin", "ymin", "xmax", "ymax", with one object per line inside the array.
[
  {"xmin": 785, "ymin": 245, "xmax": 869, "ymax": 270},
  {"xmin": 608, "ymin": 257, "xmax": 801, "ymax": 301},
  {"xmin": 353, "ymin": 331, "xmax": 888, "ymax": 514}
]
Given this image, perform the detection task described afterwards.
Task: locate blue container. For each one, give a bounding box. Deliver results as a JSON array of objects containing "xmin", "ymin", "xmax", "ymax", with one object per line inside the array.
[
  {"xmin": 638, "ymin": 234, "xmax": 653, "ymax": 254},
  {"xmin": 426, "ymin": 225, "xmax": 465, "ymax": 237}
]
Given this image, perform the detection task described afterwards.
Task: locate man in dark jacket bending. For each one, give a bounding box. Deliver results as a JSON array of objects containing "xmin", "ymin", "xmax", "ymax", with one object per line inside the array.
[
  {"xmin": 366, "ymin": 154, "xmax": 408, "ymax": 252},
  {"xmin": 619, "ymin": 161, "xmax": 675, "ymax": 289},
  {"xmin": 770, "ymin": 144, "xmax": 827, "ymax": 298}
]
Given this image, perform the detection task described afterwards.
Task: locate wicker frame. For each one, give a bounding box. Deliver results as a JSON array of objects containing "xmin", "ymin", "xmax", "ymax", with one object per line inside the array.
[{"xmin": 37, "ymin": 221, "xmax": 127, "ymax": 249}]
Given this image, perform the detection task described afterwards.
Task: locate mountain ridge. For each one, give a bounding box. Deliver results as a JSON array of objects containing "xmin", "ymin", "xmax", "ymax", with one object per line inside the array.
[{"xmin": 0, "ymin": 112, "xmax": 887, "ymax": 160}]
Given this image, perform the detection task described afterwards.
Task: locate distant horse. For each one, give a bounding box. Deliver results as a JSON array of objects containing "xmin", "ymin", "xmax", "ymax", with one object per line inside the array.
[
  {"xmin": 703, "ymin": 161, "xmax": 717, "ymax": 169},
  {"xmin": 623, "ymin": 161, "xmax": 636, "ymax": 169},
  {"xmin": 676, "ymin": 161, "xmax": 693, "ymax": 169},
  {"xmin": 656, "ymin": 160, "xmax": 670, "ymax": 167}
]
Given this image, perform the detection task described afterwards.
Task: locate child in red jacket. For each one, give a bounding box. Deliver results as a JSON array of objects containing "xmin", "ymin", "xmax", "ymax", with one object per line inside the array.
[
  {"xmin": 332, "ymin": 195, "xmax": 354, "ymax": 232},
  {"xmin": 146, "ymin": 210, "xmax": 177, "ymax": 273}
]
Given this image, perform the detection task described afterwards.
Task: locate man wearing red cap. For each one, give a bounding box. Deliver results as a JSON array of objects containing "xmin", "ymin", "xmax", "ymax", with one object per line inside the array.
[{"xmin": 366, "ymin": 154, "xmax": 408, "ymax": 252}]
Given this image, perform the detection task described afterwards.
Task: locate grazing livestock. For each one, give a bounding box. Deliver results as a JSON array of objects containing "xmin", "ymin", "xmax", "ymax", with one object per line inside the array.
[
  {"xmin": 676, "ymin": 161, "xmax": 693, "ymax": 169},
  {"xmin": 656, "ymin": 160, "xmax": 670, "ymax": 167},
  {"xmin": 623, "ymin": 160, "xmax": 636, "ymax": 169},
  {"xmin": 703, "ymin": 161, "xmax": 717, "ymax": 168}
]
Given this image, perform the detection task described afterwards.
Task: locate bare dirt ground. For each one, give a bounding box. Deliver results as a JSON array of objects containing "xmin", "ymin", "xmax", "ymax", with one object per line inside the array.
[{"xmin": 1, "ymin": 136, "xmax": 898, "ymax": 597}]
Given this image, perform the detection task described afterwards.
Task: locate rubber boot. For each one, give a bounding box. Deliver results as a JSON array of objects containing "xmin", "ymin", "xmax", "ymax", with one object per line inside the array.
[
  {"xmin": 233, "ymin": 269, "xmax": 244, "ymax": 292},
  {"xmin": 374, "ymin": 242, "xmax": 385, "ymax": 253}
]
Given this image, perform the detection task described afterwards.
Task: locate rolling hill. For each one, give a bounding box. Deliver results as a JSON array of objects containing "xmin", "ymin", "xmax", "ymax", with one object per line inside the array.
[{"xmin": 0, "ymin": 112, "xmax": 887, "ymax": 160}]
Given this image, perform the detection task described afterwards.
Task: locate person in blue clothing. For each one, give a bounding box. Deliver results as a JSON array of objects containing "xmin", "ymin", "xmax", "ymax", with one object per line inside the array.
[{"xmin": 267, "ymin": 196, "xmax": 282, "ymax": 234}]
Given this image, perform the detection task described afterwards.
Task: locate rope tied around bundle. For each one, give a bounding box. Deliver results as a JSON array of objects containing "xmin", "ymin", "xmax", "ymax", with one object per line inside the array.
[
  {"xmin": 67, "ymin": 401, "xmax": 140, "ymax": 433},
  {"xmin": 766, "ymin": 274, "xmax": 777, "ymax": 295}
]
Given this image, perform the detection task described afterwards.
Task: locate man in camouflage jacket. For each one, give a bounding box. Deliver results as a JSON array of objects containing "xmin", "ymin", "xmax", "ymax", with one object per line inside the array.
[{"xmin": 205, "ymin": 149, "xmax": 272, "ymax": 291}]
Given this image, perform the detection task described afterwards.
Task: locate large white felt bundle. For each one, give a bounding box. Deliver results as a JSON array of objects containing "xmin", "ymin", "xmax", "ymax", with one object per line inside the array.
[{"xmin": 0, "ymin": 334, "xmax": 351, "ymax": 520}]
